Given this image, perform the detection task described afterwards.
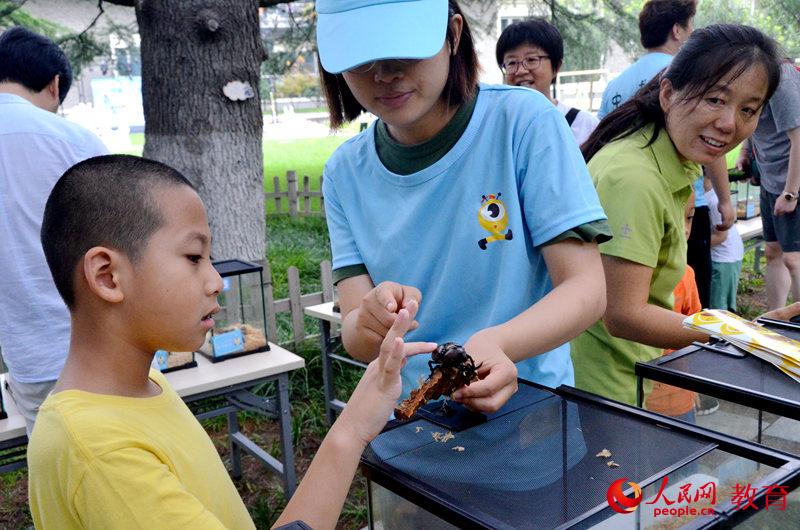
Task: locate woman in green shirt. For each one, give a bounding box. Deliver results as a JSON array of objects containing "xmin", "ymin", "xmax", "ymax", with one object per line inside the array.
[{"xmin": 571, "ymin": 24, "xmax": 782, "ymax": 405}]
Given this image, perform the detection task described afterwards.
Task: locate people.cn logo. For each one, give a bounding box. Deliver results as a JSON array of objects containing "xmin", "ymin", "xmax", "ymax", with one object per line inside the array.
[{"xmin": 607, "ymin": 478, "xmax": 644, "ymax": 514}]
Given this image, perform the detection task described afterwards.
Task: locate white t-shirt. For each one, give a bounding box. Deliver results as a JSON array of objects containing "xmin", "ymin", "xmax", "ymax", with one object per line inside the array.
[
  {"xmin": 705, "ymin": 188, "xmax": 744, "ymax": 263},
  {"xmin": 0, "ymin": 93, "xmax": 108, "ymax": 383},
  {"xmin": 555, "ymin": 101, "xmax": 599, "ymax": 146}
]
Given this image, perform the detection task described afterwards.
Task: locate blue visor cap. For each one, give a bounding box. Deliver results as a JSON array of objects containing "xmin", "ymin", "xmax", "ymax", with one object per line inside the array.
[{"xmin": 316, "ymin": 0, "xmax": 449, "ymax": 74}]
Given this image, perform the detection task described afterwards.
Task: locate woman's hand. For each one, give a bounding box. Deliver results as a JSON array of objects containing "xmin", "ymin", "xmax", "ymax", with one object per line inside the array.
[
  {"xmin": 759, "ymin": 302, "xmax": 800, "ymax": 322},
  {"xmin": 338, "ymin": 275, "xmax": 422, "ymax": 362},
  {"xmin": 451, "ymin": 329, "xmax": 518, "ymax": 414}
]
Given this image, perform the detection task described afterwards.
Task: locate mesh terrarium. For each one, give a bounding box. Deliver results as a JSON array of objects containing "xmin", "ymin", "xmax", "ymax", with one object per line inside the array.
[
  {"xmin": 362, "ymin": 382, "xmax": 800, "ymax": 529},
  {"xmin": 200, "ymin": 259, "xmax": 270, "ymax": 362}
]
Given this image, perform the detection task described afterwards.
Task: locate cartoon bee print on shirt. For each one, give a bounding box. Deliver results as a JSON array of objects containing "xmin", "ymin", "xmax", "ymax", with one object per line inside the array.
[{"xmin": 477, "ymin": 193, "xmax": 513, "ymax": 250}]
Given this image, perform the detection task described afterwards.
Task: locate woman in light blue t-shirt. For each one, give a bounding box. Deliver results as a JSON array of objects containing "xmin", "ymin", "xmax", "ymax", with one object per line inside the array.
[{"xmin": 315, "ymin": 0, "xmax": 610, "ymax": 412}]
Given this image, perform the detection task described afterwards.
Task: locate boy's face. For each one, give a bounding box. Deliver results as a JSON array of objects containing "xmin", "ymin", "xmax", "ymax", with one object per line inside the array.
[{"xmin": 124, "ymin": 185, "xmax": 223, "ymax": 354}]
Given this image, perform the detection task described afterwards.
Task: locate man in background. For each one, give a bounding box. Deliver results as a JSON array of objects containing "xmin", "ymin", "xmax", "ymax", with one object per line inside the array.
[
  {"xmin": 598, "ymin": 0, "xmax": 695, "ymax": 118},
  {"xmin": 738, "ymin": 63, "xmax": 800, "ymax": 311},
  {"xmin": 0, "ymin": 26, "xmax": 108, "ymax": 435}
]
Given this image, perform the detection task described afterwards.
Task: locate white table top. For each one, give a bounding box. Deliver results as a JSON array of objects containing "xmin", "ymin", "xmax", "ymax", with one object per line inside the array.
[
  {"xmin": 0, "ymin": 373, "xmax": 25, "ymax": 443},
  {"xmin": 0, "ymin": 343, "xmax": 304, "ymax": 443},
  {"xmin": 304, "ymin": 301, "xmax": 342, "ymax": 324},
  {"xmin": 735, "ymin": 216, "xmax": 763, "ymax": 242}
]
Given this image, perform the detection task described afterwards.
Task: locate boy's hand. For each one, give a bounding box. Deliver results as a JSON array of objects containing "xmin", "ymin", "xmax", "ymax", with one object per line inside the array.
[
  {"xmin": 355, "ymin": 281, "xmax": 422, "ymax": 340},
  {"xmin": 451, "ymin": 329, "xmax": 518, "ymax": 414},
  {"xmin": 339, "ymin": 301, "xmax": 436, "ymax": 447}
]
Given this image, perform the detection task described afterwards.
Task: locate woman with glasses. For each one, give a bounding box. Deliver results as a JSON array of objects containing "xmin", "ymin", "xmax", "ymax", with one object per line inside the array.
[
  {"xmin": 571, "ymin": 24, "xmax": 783, "ymax": 406},
  {"xmin": 316, "ymin": 0, "xmax": 610, "ymax": 413},
  {"xmin": 496, "ymin": 18, "xmax": 599, "ymax": 145}
]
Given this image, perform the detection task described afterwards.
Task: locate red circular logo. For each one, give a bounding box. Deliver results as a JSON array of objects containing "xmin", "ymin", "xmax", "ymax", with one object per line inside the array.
[{"xmin": 607, "ymin": 478, "xmax": 644, "ymax": 514}]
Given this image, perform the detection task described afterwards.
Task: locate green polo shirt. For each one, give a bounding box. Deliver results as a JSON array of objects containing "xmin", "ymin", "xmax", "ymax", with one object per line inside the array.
[{"xmin": 571, "ymin": 124, "xmax": 700, "ymax": 405}]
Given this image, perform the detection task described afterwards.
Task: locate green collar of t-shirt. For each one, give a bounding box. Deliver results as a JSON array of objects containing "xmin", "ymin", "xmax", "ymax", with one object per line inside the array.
[
  {"xmin": 375, "ymin": 91, "xmax": 478, "ymax": 176},
  {"xmin": 644, "ymin": 124, "xmax": 702, "ymax": 191}
]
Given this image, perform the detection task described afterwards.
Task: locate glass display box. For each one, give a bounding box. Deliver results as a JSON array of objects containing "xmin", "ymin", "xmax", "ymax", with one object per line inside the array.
[
  {"xmin": 200, "ymin": 259, "xmax": 270, "ymax": 362},
  {"xmin": 153, "ymin": 349, "xmax": 197, "ymax": 373},
  {"xmin": 729, "ymin": 168, "xmax": 760, "ymax": 220},
  {"xmin": 362, "ymin": 381, "xmax": 800, "ymax": 529}
]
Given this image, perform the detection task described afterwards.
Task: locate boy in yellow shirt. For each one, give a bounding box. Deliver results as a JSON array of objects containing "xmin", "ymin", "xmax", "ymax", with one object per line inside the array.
[{"xmin": 29, "ymin": 155, "xmax": 434, "ymax": 529}]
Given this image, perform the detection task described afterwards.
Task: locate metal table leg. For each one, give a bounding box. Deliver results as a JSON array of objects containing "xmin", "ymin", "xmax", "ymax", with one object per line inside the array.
[
  {"xmin": 278, "ymin": 372, "xmax": 297, "ymax": 496},
  {"xmin": 319, "ymin": 319, "xmax": 337, "ymax": 426},
  {"xmin": 228, "ymin": 409, "xmax": 242, "ymax": 479},
  {"xmin": 636, "ymin": 375, "xmax": 644, "ymax": 408}
]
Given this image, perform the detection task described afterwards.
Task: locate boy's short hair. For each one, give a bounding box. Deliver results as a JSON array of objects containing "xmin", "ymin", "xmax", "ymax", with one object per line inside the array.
[
  {"xmin": 639, "ymin": 0, "xmax": 696, "ymax": 49},
  {"xmin": 41, "ymin": 155, "xmax": 194, "ymax": 309},
  {"xmin": 0, "ymin": 26, "xmax": 73, "ymax": 103},
  {"xmin": 319, "ymin": 0, "xmax": 479, "ymax": 129},
  {"xmin": 495, "ymin": 18, "xmax": 564, "ymax": 75}
]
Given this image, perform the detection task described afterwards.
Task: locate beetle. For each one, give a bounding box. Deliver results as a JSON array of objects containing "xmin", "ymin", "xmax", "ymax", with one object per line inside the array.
[{"xmin": 428, "ymin": 342, "xmax": 482, "ymax": 383}]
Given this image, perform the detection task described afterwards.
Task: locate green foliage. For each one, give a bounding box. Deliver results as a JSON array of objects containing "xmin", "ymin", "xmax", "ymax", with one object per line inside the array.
[
  {"xmin": 275, "ymin": 72, "xmax": 320, "ymax": 98},
  {"xmin": 261, "ymin": 3, "xmax": 316, "ymax": 77},
  {"xmin": 0, "ymin": 1, "xmax": 109, "ymax": 76}
]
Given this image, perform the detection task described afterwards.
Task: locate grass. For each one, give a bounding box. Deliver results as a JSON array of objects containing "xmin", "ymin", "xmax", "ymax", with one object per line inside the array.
[
  {"xmin": 124, "ymin": 129, "xmax": 359, "ymax": 215},
  {"xmin": 265, "ymin": 215, "xmax": 332, "ymax": 342}
]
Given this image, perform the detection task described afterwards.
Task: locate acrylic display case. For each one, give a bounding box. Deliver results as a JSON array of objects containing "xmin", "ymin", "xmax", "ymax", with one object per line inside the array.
[
  {"xmin": 199, "ymin": 259, "xmax": 270, "ymax": 362},
  {"xmin": 153, "ymin": 349, "xmax": 197, "ymax": 373},
  {"xmin": 362, "ymin": 381, "xmax": 800, "ymax": 529},
  {"xmin": 729, "ymin": 168, "xmax": 760, "ymax": 220}
]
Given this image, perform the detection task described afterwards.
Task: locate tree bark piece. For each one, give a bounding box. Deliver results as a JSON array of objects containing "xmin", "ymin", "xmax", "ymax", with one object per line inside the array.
[{"xmin": 395, "ymin": 367, "xmax": 472, "ymax": 421}]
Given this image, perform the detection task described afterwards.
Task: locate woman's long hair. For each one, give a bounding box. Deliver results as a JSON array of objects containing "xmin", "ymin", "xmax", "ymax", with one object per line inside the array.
[{"xmin": 582, "ymin": 24, "xmax": 782, "ymax": 162}]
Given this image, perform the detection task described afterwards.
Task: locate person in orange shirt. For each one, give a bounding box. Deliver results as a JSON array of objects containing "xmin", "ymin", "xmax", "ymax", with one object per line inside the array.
[{"xmin": 645, "ymin": 191, "xmax": 700, "ymax": 422}]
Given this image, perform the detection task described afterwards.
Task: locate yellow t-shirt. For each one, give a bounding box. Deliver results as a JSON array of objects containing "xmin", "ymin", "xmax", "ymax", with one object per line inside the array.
[
  {"xmin": 28, "ymin": 370, "xmax": 255, "ymax": 529},
  {"xmin": 571, "ymin": 124, "xmax": 700, "ymax": 405}
]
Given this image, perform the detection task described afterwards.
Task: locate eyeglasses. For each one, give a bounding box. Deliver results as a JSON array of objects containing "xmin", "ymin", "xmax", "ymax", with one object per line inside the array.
[
  {"xmin": 501, "ymin": 55, "xmax": 549, "ymax": 75},
  {"xmin": 347, "ymin": 58, "xmax": 421, "ymax": 75}
]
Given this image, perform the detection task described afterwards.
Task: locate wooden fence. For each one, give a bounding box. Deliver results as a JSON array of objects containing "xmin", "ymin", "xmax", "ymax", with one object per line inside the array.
[
  {"xmin": 266, "ymin": 170, "xmax": 325, "ymax": 217},
  {"xmin": 264, "ymin": 259, "xmax": 334, "ymax": 348}
]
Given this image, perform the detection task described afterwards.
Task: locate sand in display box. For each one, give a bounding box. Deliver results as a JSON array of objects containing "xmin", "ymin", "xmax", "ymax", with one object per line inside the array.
[
  {"xmin": 154, "ymin": 349, "xmax": 197, "ymax": 373},
  {"xmin": 200, "ymin": 259, "xmax": 270, "ymax": 362}
]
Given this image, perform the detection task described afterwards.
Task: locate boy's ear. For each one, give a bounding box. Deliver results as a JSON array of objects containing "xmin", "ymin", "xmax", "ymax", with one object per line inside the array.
[{"xmin": 82, "ymin": 246, "xmax": 126, "ymax": 304}]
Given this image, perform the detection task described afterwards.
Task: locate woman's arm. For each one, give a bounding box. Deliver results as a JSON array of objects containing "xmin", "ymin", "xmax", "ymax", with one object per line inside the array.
[
  {"xmin": 705, "ymin": 157, "xmax": 735, "ymax": 230},
  {"xmin": 454, "ymin": 239, "xmax": 607, "ymax": 412},
  {"xmin": 489, "ymin": 239, "xmax": 607, "ymax": 360},
  {"xmin": 601, "ymin": 254, "xmax": 709, "ymax": 349}
]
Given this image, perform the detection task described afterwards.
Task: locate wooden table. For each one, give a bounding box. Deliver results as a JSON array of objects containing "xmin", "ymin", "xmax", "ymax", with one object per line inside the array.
[
  {"xmin": 0, "ymin": 343, "xmax": 305, "ymax": 495},
  {"xmin": 304, "ymin": 302, "xmax": 367, "ymax": 425}
]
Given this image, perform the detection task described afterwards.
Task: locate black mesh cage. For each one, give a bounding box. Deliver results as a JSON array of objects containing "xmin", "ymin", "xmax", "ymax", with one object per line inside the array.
[{"xmin": 362, "ymin": 383, "xmax": 717, "ymax": 529}]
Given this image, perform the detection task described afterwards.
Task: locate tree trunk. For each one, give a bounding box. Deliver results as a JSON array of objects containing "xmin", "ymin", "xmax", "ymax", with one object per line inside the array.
[{"xmin": 135, "ymin": 0, "xmax": 266, "ymax": 262}]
